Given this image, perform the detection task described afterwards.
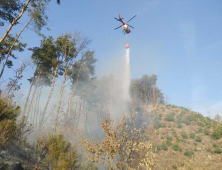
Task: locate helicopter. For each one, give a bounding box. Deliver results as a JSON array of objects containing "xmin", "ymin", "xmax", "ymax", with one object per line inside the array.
[{"xmin": 114, "ymin": 13, "xmax": 137, "ymax": 34}]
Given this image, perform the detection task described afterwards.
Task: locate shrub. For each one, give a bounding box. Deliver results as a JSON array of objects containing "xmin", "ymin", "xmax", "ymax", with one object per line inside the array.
[
  {"xmin": 195, "ymin": 135, "xmax": 202, "ymax": 142},
  {"xmin": 181, "ymin": 131, "xmax": 188, "ymax": 139},
  {"xmin": 187, "ymin": 114, "xmax": 197, "ymax": 122},
  {"xmin": 154, "ymin": 120, "xmax": 166, "ymax": 129},
  {"xmin": 180, "ymin": 111, "xmax": 187, "ymax": 116},
  {"xmin": 212, "ymin": 126, "xmax": 222, "ymax": 139},
  {"xmin": 172, "ymin": 165, "xmax": 177, "ymax": 169},
  {"xmin": 161, "ymin": 142, "xmax": 168, "ymax": 150},
  {"xmin": 158, "ymin": 114, "xmax": 162, "ymax": 120},
  {"xmin": 205, "ymin": 118, "xmax": 211, "ymax": 127},
  {"xmin": 156, "ymin": 145, "xmax": 161, "ymax": 152},
  {"xmin": 204, "ymin": 129, "xmax": 210, "ymax": 135},
  {"xmin": 213, "ymin": 143, "xmax": 218, "ymax": 148},
  {"xmin": 198, "ymin": 122, "xmax": 205, "ymax": 127},
  {"xmin": 0, "ymin": 120, "xmax": 16, "ymax": 146},
  {"xmin": 176, "ymin": 115, "xmax": 182, "ymax": 123},
  {"xmin": 0, "ymin": 98, "xmax": 20, "ymax": 147},
  {"xmin": 177, "ymin": 123, "xmax": 182, "ymax": 128},
  {"xmin": 172, "ymin": 128, "xmax": 177, "ymax": 137},
  {"xmin": 197, "ymin": 127, "xmax": 203, "ymax": 133},
  {"xmin": 189, "ymin": 133, "xmax": 195, "ymax": 139},
  {"xmin": 38, "ymin": 134, "xmax": 78, "ymax": 170},
  {"xmin": 166, "ymin": 136, "xmax": 172, "ymax": 146},
  {"xmin": 82, "ymin": 114, "xmax": 154, "ymax": 170},
  {"xmin": 165, "ymin": 112, "xmax": 175, "ymax": 122},
  {"xmin": 214, "ymin": 147, "xmax": 222, "ymax": 154},
  {"xmin": 181, "ymin": 162, "xmax": 184, "ymax": 166},
  {"xmin": 172, "ymin": 143, "xmax": 180, "ymax": 151},
  {"xmin": 183, "ymin": 119, "xmax": 191, "ymax": 125},
  {"xmin": 184, "ymin": 150, "xmax": 194, "ymax": 157}
]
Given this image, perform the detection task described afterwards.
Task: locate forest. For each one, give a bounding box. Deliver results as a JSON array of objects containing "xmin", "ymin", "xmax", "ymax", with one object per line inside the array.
[{"xmin": 1, "ymin": 1, "xmax": 222, "ymax": 170}]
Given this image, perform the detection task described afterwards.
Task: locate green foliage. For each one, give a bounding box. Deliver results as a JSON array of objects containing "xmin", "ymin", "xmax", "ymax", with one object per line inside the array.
[
  {"xmin": 172, "ymin": 164, "xmax": 177, "ymax": 169},
  {"xmin": 189, "ymin": 133, "xmax": 196, "ymax": 139},
  {"xmin": 161, "ymin": 142, "xmax": 168, "ymax": 150},
  {"xmin": 205, "ymin": 118, "xmax": 211, "ymax": 127},
  {"xmin": 158, "ymin": 114, "xmax": 162, "ymax": 120},
  {"xmin": 195, "ymin": 135, "xmax": 202, "ymax": 142},
  {"xmin": 212, "ymin": 126, "xmax": 222, "ymax": 139},
  {"xmin": 0, "ymin": 34, "xmax": 27, "ymax": 68},
  {"xmin": 155, "ymin": 145, "xmax": 161, "ymax": 152},
  {"xmin": 165, "ymin": 112, "xmax": 175, "ymax": 122},
  {"xmin": 172, "ymin": 143, "xmax": 180, "ymax": 151},
  {"xmin": 0, "ymin": 0, "xmax": 22, "ymax": 26},
  {"xmin": 213, "ymin": 143, "xmax": 218, "ymax": 148},
  {"xmin": 204, "ymin": 129, "xmax": 210, "ymax": 135},
  {"xmin": 130, "ymin": 74, "xmax": 165, "ymax": 105},
  {"xmin": 0, "ymin": 119, "xmax": 16, "ymax": 146},
  {"xmin": 214, "ymin": 147, "xmax": 222, "ymax": 154},
  {"xmin": 186, "ymin": 114, "xmax": 197, "ymax": 122},
  {"xmin": 154, "ymin": 120, "xmax": 166, "ymax": 129},
  {"xmin": 198, "ymin": 121, "xmax": 205, "ymax": 127},
  {"xmin": 183, "ymin": 118, "xmax": 191, "ymax": 125},
  {"xmin": 166, "ymin": 135, "xmax": 172, "ymax": 146},
  {"xmin": 184, "ymin": 150, "xmax": 194, "ymax": 157},
  {"xmin": 180, "ymin": 111, "xmax": 187, "ymax": 116},
  {"xmin": 177, "ymin": 123, "xmax": 182, "ymax": 128},
  {"xmin": 41, "ymin": 134, "xmax": 77, "ymax": 170},
  {"xmin": 172, "ymin": 128, "xmax": 177, "ymax": 137},
  {"xmin": 197, "ymin": 127, "xmax": 203, "ymax": 133},
  {"xmin": 181, "ymin": 131, "xmax": 188, "ymax": 139},
  {"xmin": 0, "ymin": 97, "xmax": 20, "ymax": 146},
  {"xmin": 181, "ymin": 162, "xmax": 184, "ymax": 166}
]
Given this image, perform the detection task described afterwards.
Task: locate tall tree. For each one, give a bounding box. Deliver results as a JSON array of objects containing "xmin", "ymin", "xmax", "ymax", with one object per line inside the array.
[
  {"xmin": 0, "ymin": 0, "xmax": 61, "ymax": 78},
  {"xmin": 130, "ymin": 74, "xmax": 164, "ymax": 106},
  {"xmin": 67, "ymin": 50, "xmax": 97, "ymax": 120},
  {"xmin": 54, "ymin": 33, "xmax": 94, "ymax": 132},
  {"xmin": 0, "ymin": 34, "xmax": 26, "ymax": 66},
  {"xmin": 0, "ymin": 0, "xmax": 22, "ymax": 26}
]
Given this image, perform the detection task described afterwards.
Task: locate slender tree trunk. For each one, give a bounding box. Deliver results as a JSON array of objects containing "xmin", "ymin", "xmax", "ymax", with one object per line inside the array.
[
  {"xmin": 0, "ymin": 0, "xmax": 31, "ymax": 44},
  {"xmin": 23, "ymin": 69, "xmax": 41, "ymax": 117},
  {"xmin": 55, "ymin": 68, "xmax": 68, "ymax": 132},
  {"xmin": 67, "ymin": 62, "xmax": 84, "ymax": 119},
  {"xmin": 35, "ymin": 86, "xmax": 42, "ymax": 127},
  {"xmin": 40, "ymin": 65, "xmax": 59, "ymax": 128},
  {"xmin": 32, "ymin": 84, "xmax": 41, "ymax": 124},
  {"xmin": 26, "ymin": 74, "xmax": 41, "ymax": 120},
  {"xmin": 0, "ymin": 17, "xmax": 33, "ymax": 79}
]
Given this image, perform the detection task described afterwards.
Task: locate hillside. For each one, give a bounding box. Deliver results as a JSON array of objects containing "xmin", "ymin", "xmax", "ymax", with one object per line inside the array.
[{"xmin": 141, "ymin": 104, "xmax": 222, "ymax": 170}]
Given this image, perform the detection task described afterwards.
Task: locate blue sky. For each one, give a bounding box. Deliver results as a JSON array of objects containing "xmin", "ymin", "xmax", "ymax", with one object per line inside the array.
[{"xmin": 1, "ymin": 0, "xmax": 222, "ymax": 117}]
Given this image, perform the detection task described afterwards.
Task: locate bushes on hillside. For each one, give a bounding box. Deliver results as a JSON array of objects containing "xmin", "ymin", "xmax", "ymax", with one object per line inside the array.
[
  {"xmin": 165, "ymin": 112, "xmax": 175, "ymax": 122},
  {"xmin": 172, "ymin": 143, "xmax": 182, "ymax": 152},
  {"xmin": 181, "ymin": 131, "xmax": 188, "ymax": 139},
  {"xmin": 184, "ymin": 150, "xmax": 194, "ymax": 157},
  {"xmin": 154, "ymin": 120, "xmax": 166, "ymax": 129},
  {"xmin": 161, "ymin": 142, "xmax": 168, "ymax": 151},
  {"xmin": 195, "ymin": 135, "xmax": 202, "ymax": 142},
  {"xmin": 214, "ymin": 147, "xmax": 222, "ymax": 154},
  {"xmin": 212, "ymin": 126, "xmax": 222, "ymax": 139},
  {"xmin": 189, "ymin": 133, "xmax": 196, "ymax": 139}
]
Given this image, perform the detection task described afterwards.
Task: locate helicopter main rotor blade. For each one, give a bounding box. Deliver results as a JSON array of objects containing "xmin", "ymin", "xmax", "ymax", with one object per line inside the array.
[
  {"xmin": 127, "ymin": 15, "xmax": 137, "ymax": 23},
  {"xmin": 114, "ymin": 25, "xmax": 122, "ymax": 30},
  {"xmin": 128, "ymin": 24, "xmax": 134, "ymax": 29}
]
